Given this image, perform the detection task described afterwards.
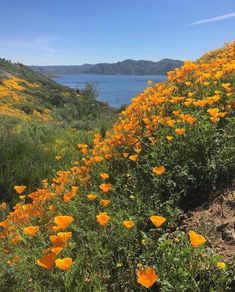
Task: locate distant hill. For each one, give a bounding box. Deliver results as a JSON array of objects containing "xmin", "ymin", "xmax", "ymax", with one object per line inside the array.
[{"xmin": 30, "ymin": 58, "xmax": 184, "ymax": 76}]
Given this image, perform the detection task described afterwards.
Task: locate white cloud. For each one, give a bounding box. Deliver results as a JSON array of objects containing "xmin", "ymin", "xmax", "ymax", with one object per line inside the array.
[{"xmin": 189, "ymin": 13, "xmax": 235, "ymax": 25}]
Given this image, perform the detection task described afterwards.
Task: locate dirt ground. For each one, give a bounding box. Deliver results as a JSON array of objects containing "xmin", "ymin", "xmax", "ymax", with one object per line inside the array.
[{"xmin": 180, "ymin": 183, "xmax": 235, "ymax": 262}]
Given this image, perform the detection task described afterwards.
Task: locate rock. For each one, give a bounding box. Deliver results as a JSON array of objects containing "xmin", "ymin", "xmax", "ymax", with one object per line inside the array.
[
  {"xmin": 216, "ymin": 222, "xmax": 229, "ymax": 232},
  {"xmin": 222, "ymin": 229, "xmax": 235, "ymax": 242}
]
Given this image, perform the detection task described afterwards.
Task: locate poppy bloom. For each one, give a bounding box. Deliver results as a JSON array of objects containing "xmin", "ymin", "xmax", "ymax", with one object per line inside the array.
[
  {"xmin": 55, "ymin": 257, "xmax": 73, "ymax": 271},
  {"xmin": 189, "ymin": 231, "xmax": 206, "ymax": 247},
  {"xmin": 123, "ymin": 220, "xmax": 135, "ymax": 229},
  {"xmin": 36, "ymin": 253, "xmax": 56, "ymax": 269},
  {"xmin": 150, "ymin": 215, "xmax": 166, "ymax": 227},
  {"xmin": 87, "ymin": 194, "xmax": 97, "ymax": 201},
  {"xmin": 55, "ymin": 155, "xmax": 62, "ymax": 161},
  {"xmin": 129, "ymin": 154, "xmax": 138, "ymax": 162},
  {"xmin": 50, "ymin": 232, "xmax": 72, "ymax": 246},
  {"xmin": 23, "ymin": 226, "xmax": 39, "ymax": 236},
  {"xmin": 123, "ymin": 152, "xmax": 129, "ymax": 158},
  {"xmin": 166, "ymin": 136, "xmax": 173, "ymax": 141},
  {"xmin": 10, "ymin": 234, "xmax": 23, "ymax": 245},
  {"xmin": 136, "ymin": 266, "xmax": 158, "ymax": 288},
  {"xmin": 14, "ymin": 185, "xmax": 26, "ymax": 194},
  {"xmin": 100, "ymin": 173, "xmax": 109, "ymax": 180},
  {"xmin": 53, "ymin": 216, "xmax": 74, "ymax": 231},
  {"xmin": 175, "ymin": 128, "xmax": 185, "ymax": 135},
  {"xmin": 96, "ymin": 212, "xmax": 110, "ymax": 226},
  {"xmin": 51, "ymin": 247, "xmax": 63, "ymax": 255},
  {"xmin": 99, "ymin": 183, "xmax": 112, "ymax": 193},
  {"xmin": 152, "ymin": 166, "xmax": 165, "ymax": 175},
  {"xmin": 100, "ymin": 199, "xmax": 110, "ymax": 207}
]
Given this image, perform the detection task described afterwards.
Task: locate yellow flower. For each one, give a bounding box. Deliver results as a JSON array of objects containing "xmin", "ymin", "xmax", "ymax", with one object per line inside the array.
[
  {"xmin": 147, "ymin": 80, "xmax": 153, "ymax": 86},
  {"xmin": 87, "ymin": 194, "xmax": 97, "ymax": 201},
  {"xmin": 96, "ymin": 212, "xmax": 110, "ymax": 226},
  {"xmin": 55, "ymin": 155, "xmax": 62, "ymax": 161},
  {"xmin": 150, "ymin": 215, "xmax": 166, "ymax": 227},
  {"xmin": 123, "ymin": 220, "xmax": 135, "ymax": 229},
  {"xmin": 166, "ymin": 136, "xmax": 173, "ymax": 141},
  {"xmin": 14, "ymin": 185, "xmax": 26, "ymax": 194},
  {"xmin": 217, "ymin": 262, "xmax": 226, "ymax": 270},
  {"xmin": 136, "ymin": 266, "xmax": 158, "ymax": 289},
  {"xmin": 152, "ymin": 165, "xmax": 165, "ymax": 175},
  {"xmin": 55, "ymin": 257, "xmax": 73, "ymax": 271},
  {"xmin": 189, "ymin": 230, "xmax": 206, "ymax": 247},
  {"xmin": 23, "ymin": 226, "xmax": 39, "ymax": 236}
]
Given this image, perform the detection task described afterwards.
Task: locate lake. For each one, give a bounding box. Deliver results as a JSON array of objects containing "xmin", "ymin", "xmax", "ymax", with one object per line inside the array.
[{"xmin": 53, "ymin": 74, "xmax": 166, "ymax": 108}]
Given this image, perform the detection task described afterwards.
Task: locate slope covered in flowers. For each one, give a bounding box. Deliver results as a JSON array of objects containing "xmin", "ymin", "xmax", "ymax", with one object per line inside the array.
[{"xmin": 0, "ymin": 42, "xmax": 234, "ymax": 291}]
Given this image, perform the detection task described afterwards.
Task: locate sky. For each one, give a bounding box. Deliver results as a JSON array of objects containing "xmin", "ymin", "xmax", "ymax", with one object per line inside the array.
[{"xmin": 0, "ymin": 0, "xmax": 234, "ymax": 65}]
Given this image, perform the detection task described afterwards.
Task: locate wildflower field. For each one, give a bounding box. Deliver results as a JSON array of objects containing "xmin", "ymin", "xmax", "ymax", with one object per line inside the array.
[{"xmin": 0, "ymin": 42, "xmax": 235, "ymax": 291}]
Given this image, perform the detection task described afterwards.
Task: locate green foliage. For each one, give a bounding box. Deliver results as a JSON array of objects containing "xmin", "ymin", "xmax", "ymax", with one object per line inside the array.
[{"xmin": 0, "ymin": 119, "xmax": 90, "ymax": 203}]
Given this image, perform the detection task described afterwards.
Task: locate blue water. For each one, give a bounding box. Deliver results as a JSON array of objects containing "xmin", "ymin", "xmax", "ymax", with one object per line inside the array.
[{"xmin": 53, "ymin": 74, "xmax": 166, "ymax": 108}]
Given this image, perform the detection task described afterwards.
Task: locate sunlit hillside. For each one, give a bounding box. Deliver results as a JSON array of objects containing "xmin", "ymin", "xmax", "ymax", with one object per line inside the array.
[{"xmin": 0, "ymin": 42, "xmax": 234, "ymax": 291}]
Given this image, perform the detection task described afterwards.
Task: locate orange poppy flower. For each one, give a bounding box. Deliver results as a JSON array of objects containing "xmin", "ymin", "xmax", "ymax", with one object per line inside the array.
[
  {"xmin": 175, "ymin": 128, "xmax": 185, "ymax": 135},
  {"xmin": 50, "ymin": 232, "xmax": 72, "ymax": 246},
  {"xmin": 55, "ymin": 155, "xmax": 62, "ymax": 161},
  {"xmin": 100, "ymin": 173, "xmax": 109, "ymax": 180},
  {"xmin": 55, "ymin": 257, "xmax": 73, "ymax": 271},
  {"xmin": 99, "ymin": 183, "xmax": 112, "ymax": 193},
  {"xmin": 152, "ymin": 166, "xmax": 165, "ymax": 175},
  {"xmin": 53, "ymin": 216, "xmax": 74, "ymax": 231},
  {"xmin": 150, "ymin": 215, "xmax": 166, "ymax": 227},
  {"xmin": 8, "ymin": 255, "xmax": 20, "ymax": 265},
  {"xmin": 123, "ymin": 152, "xmax": 129, "ymax": 158},
  {"xmin": 87, "ymin": 194, "xmax": 97, "ymax": 201},
  {"xmin": 189, "ymin": 230, "xmax": 206, "ymax": 247},
  {"xmin": 136, "ymin": 266, "xmax": 158, "ymax": 288},
  {"xmin": 123, "ymin": 220, "xmax": 135, "ymax": 229},
  {"xmin": 96, "ymin": 212, "xmax": 110, "ymax": 226},
  {"xmin": 50, "ymin": 247, "xmax": 62, "ymax": 255},
  {"xmin": 36, "ymin": 253, "xmax": 56, "ymax": 269},
  {"xmin": 100, "ymin": 199, "xmax": 110, "ymax": 207},
  {"xmin": 14, "ymin": 185, "xmax": 26, "ymax": 194},
  {"xmin": 129, "ymin": 154, "xmax": 138, "ymax": 162},
  {"xmin": 23, "ymin": 226, "xmax": 39, "ymax": 236},
  {"xmin": 10, "ymin": 234, "xmax": 23, "ymax": 245}
]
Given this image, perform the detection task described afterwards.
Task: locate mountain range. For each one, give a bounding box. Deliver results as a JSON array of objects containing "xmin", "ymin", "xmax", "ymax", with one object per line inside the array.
[{"xmin": 30, "ymin": 58, "xmax": 184, "ymax": 76}]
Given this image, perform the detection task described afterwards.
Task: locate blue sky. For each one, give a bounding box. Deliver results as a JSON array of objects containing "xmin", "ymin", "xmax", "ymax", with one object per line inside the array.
[{"xmin": 0, "ymin": 0, "xmax": 234, "ymax": 65}]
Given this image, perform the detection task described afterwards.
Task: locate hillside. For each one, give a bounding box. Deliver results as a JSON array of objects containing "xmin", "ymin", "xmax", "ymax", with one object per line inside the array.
[
  {"xmin": 30, "ymin": 58, "xmax": 184, "ymax": 76},
  {"xmin": 0, "ymin": 58, "xmax": 113, "ymax": 127},
  {"xmin": 0, "ymin": 59, "xmax": 115, "ymax": 203},
  {"xmin": 0, "ymin": 42, "xmax": 234, "ymax": 291}
]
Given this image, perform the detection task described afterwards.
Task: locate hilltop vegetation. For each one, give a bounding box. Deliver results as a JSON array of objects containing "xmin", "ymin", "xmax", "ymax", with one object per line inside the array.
[
  {"xmin": 0, "ymin": 42, "xmax": 235, "ymax": 291},
  {"xmin": 31, "ymin": 58, "xmax": 184, "ymax": 76}
]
